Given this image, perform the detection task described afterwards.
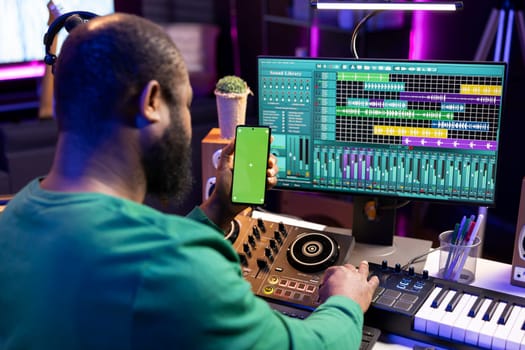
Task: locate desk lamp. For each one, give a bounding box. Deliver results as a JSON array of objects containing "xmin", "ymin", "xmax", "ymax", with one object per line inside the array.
[
  {"xmin": 311, "ymin": 0, "xmax": 463, "ymax": 58},
  {"xmin": 311, "ymin": 0, "xmax": 463, "ymax": 11}
]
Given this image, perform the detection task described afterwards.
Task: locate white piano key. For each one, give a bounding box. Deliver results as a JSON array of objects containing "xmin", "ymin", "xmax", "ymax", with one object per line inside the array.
[
  {"xmin": 491, "ymin": 304, "xmax": 522, "ymax": 350},
  {"xmin": 439, "ymin": 292, "xmax": 475, "ymax": 339},
  {"xmin": 451, "ymin": 294, "xmax": 478, "ymax": 342},
  {"xmin": 464, "ymin": 297, "xmax": 492, "ymax": 345},
  {"xmin": 426, "ymin": 289, "xmax": 457, "ymax": 336},
  {"xmin": 477, "ymin": 300, "xmax": 507, "ymax": 348},
  {"xmin": 506, "ymin": 306, "xmax": 525, "ymax": 350},
  {"xmin": 414, "ymin": 286, "xmax": 443, "ymax": 332}
]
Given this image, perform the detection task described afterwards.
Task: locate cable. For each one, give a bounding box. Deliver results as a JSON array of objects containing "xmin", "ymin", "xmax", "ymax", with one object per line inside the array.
[
  {"xmin": 350, "ymin": 10, "xmax": 383, "ymax": 58},
  {"xmin": 378, "ymin": 199, "xmax": 411, "ymax": 210},
  {"xmin": 401, "ymin": 246, "xmax": 442, "ymax": 271}
]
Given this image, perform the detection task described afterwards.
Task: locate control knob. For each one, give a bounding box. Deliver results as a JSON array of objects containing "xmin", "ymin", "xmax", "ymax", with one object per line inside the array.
[
  {"xmin": 257, "ymin": 218, "xmax": 266, "ymax": 232},
  {"xmin": 394, "ymin": 263, "xmax": 401, "ymax": 273},
  {"xmin": 252, "ymin": 225, "xmax": 261, "ymax": 239},
  {"xmin": 278, "ymin": 222, "xmax": 288, "ymax": 237}
]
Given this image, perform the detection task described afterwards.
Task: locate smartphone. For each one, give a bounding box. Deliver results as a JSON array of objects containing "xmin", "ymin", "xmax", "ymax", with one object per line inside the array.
[{"xmin": 231, "ymin": 125, "xmax": 271, "ymax": 205}]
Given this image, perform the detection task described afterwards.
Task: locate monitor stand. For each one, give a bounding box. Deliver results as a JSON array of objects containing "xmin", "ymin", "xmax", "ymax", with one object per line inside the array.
[
  {"xmin": 351, "ymin": 196, "xmax": 398, "ymax": 246},
  {"xmin": 350, "ymin": 196, "xmax": 432, "ymax": 272}
]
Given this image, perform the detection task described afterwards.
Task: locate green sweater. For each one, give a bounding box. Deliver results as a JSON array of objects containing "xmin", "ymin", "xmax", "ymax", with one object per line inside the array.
[{"xmin": 0, "ymin": 179, "xmax": 363, "ymax": 349}]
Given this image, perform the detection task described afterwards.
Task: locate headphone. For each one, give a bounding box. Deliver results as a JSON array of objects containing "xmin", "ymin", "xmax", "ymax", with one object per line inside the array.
[{"xmin": 43, "ymin": 11, "xmax": 98, "ymax": 66}]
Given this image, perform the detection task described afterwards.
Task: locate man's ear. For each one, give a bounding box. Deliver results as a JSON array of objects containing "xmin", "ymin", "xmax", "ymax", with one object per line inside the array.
[{"xmin": 138, "ymin": 80, "xmax": 162, "ymax": 125}]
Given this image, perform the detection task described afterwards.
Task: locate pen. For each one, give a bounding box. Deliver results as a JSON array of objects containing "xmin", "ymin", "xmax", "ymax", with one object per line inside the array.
[
  {"xmin": 450, "ymin": 214, "xmax": 484, "ymax": 281},
  {"xmin": 443, "ymin": 222, "xmax": 460, "ymax": 276}
]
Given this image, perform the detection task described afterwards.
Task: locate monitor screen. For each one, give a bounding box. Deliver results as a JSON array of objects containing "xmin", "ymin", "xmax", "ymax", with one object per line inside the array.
[
  {"xmin": 0, "ymin": 0, "xmax": 114, "ymax": 68},
  {"xmin": 257, "ymin": 56, "xmax": 507, "ymax": 244}
]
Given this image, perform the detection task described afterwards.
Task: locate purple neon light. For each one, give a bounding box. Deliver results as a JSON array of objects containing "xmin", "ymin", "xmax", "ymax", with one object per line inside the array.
[
  {"xmin": 409, "ymin": 11, "xmax": 430, "ymax": 59},
  {"xmin": 310, "ymin": 21, "xmax": 320, "ymax": 57},
  {"xmin": 0, "ymin": 61, "xmax": 46, "ymax": 81}
]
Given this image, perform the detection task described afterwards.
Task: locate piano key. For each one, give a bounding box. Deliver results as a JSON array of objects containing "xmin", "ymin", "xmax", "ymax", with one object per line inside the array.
[
  {"xmin": 464, "ymin": 297, "xmax": 492, "ymax": 345},
  {"xmin": 413, "ymin": 286, "xmax": 442, "ymax": 332},
  {"xmin": 426, "ymin": 289, "xmax": 457, "ymax": 336},
  {"xmin": 468, "ymin": 295, "xmax": 485, "ymax": 317},
  {"xmin": 492, "ymin": 304, "xmax": 523, "ymax": 350},
  {"xmin": 498, "ymin": 303, "xmax": 514, "ymax": 325},
  {"xmin": 506, "ymin": 306, "xmax": 525, "ymax": 350},
  {"xmin": 431, "ymin": 287, "xmax": 449, "ymax": 308},
  {"xmin": 482, "ymin": 298, "xmax": 499, "ymax": 321},
  {"xmin": 445, "ymin": 291, "xmax": 463, "ymax": 312},
  {"xmin": 451, "ymin": 294, "xmax": 478, "ymax": 342},
  {"xmin": 439, "ymin": 292, "xmax": 474, "ymax": 339},
  {"xmin": 477, "ymin": 300, "xmax": 507, "ymax": 348}
]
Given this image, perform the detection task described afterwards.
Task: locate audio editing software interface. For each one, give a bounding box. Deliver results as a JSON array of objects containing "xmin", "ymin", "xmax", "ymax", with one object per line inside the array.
[{"xmin": 258, "ymin": 57, "xmax": 506, "ymax": 206}]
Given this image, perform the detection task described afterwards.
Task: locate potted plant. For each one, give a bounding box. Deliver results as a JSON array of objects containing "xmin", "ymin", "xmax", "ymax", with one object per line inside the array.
[{"xmin": 214, "ymin": 75, "xmax": 253, "ymax": 139}]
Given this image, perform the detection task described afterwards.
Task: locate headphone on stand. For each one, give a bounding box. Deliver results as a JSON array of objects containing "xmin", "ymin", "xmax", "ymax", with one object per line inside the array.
[{"xmin": 43, "ymin": 11, "xmax": 98, "ymax": 66}]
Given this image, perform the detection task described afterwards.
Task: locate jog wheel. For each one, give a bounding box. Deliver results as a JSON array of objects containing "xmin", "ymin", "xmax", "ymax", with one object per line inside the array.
[
  {"xmin": 287, "ymin": 232, "xmax": 339, "ymax": 272},
  {"xmin": 224, "ymin": 219, "xmax": 240, "ymax": 244}
]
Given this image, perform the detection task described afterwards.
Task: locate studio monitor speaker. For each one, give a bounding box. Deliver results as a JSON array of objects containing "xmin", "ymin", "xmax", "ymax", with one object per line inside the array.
[
  {"xmin": 511, "ymin": 177, "xmax": 525, "ymax": 287},
  {"xmin": 201, "ymin": 128, "xmax": 230, "ymax": 201}
]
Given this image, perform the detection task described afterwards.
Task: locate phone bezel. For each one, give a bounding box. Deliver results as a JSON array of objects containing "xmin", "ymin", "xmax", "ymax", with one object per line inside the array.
[{"xmin": 230, "ymin": 125, "xmax": 271, "ymax": 206}]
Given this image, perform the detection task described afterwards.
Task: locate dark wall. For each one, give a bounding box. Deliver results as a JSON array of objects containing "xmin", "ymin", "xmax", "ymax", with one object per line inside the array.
[{"xmin": 115, "ymin": 0, "xmax": 235, "ymax": 79}]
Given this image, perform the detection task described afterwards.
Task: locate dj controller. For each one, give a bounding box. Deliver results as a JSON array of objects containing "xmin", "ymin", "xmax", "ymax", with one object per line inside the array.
[
  {"xmin": 224, "ymin": 212, "xmax": 381, "ymax": 349},
  {"xmin": 225, "ymin": 212, "xmax": 355, "ymax": 310}
]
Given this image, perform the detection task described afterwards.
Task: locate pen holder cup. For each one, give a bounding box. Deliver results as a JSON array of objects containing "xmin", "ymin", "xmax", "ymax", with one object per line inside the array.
[{"xmin": 438, "ymin": 230, "xmax": 481, "ymax": 284}]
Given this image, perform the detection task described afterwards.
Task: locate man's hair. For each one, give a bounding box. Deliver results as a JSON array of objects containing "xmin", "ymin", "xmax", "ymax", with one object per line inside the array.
[{"xmin": 53, "ymin": 13, "xmax": 187, "ymax": 141}]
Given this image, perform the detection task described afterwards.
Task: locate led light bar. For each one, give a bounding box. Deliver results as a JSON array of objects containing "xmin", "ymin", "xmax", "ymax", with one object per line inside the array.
[
  {"xmin": 311, "ymin": 0, "xmax": 463, "ymax": 11},
  {"xmin": 0, "ymin": 62, "xmax": 46, "ymax": 81}
]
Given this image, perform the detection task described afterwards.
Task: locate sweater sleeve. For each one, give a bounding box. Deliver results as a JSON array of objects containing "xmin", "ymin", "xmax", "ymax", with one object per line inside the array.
[
  {"xmin": 288, "ymin": 296, "xmax": 364, "ymax": 349},
  {"xmin": 186, "ymin": 206, "xmax": 224, "ymax": 232}
]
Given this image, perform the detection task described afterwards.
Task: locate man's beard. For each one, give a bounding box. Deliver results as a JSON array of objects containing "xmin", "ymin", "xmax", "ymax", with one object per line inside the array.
[{"xmin": 142, "ymin": 120, "xmax": 192, "ymax": 204}]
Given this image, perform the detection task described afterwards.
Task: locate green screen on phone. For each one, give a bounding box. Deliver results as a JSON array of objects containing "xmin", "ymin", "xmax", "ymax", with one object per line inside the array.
[{"xmin": 231, "ymin": 126, "xmax": 270, "ymax": 205}]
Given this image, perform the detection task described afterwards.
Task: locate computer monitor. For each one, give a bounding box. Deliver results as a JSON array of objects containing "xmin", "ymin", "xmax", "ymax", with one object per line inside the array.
[{"xmin": 257, "ymin": 56, "xmax": 506, "ymax": 246}]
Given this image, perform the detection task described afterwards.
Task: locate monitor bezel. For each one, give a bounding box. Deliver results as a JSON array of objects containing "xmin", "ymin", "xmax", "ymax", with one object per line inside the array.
[{"xmin": 257, "ymin": 55, "xmax": 508, "ymax": 209}]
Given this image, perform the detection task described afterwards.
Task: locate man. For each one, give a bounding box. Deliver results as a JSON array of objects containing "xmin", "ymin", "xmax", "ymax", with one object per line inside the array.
[{"xmin": 0, "ymin": 13, "xmax": 379, "ymax": 349}]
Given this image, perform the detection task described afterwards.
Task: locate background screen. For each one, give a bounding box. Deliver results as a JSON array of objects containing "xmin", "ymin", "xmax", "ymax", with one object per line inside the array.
[{"xmin": 0, "ymin": 0, "xmax": 114, "ymax": 65}]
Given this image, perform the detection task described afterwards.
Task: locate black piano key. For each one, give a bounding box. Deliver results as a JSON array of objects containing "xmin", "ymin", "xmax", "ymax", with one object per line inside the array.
[
  {"xmin": 446, "ymin": 291, "xmax": 463, "ymax": 312},
  {"xmin": 498, "ymin": 303, "xmax": 514, "ymax": 325},
  {"xmin": 431, "ymin": 288, "xmax": 449, "ymax": 308},
  {"xmin": 468, "ymin": 296, "xmax": 484, "ymax": 317},
  {"xmin": 482, "ymin": 299, "xmax": 497, "ymax": 321}
]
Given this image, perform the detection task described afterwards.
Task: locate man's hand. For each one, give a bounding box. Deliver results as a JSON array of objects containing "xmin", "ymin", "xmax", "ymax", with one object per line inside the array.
[
  {"xmin": 200, "ymin": 139, "xmax": 278, "ymax": 230},
  {"xmin": 318, "ymin": 260, "xmax": 379, "ymax": 313}
]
